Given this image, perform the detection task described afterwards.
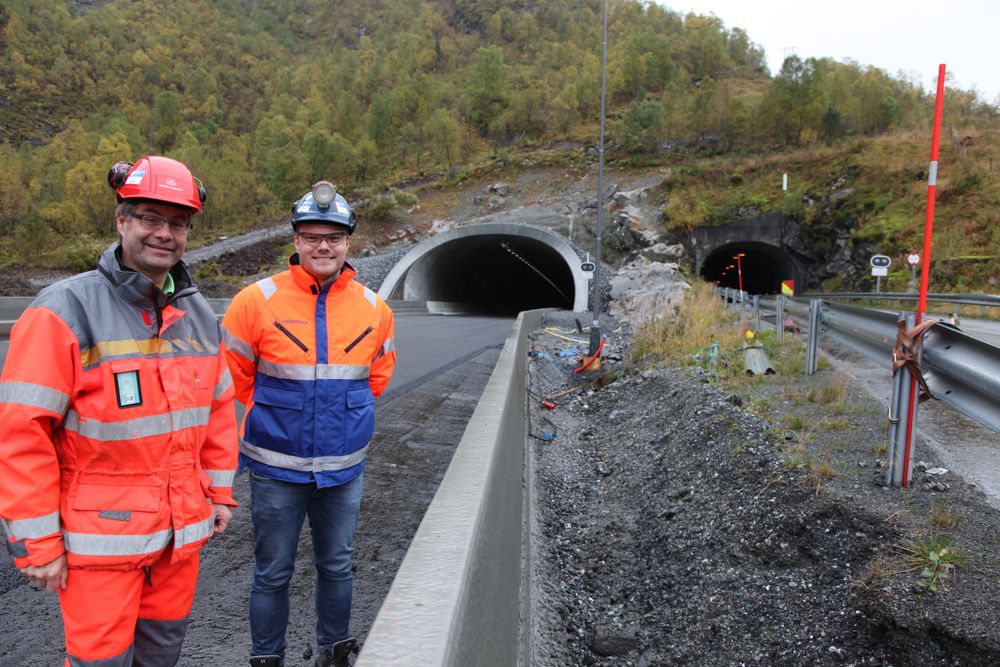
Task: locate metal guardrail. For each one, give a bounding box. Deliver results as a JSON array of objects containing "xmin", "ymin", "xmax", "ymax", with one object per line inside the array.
[
  {"xmin": 811, "ymin": 291, "xmax": 1000, "ymax": 309},
  {"xmin": 749, "ymin": 292, "xmax": 1000, "ymax": 434},
  {"xmin": 0, "ymin": 297, "xmax": 34, "ymax": 337},
  {"xmin": 922, "ymin": 323, "xmax": 1000, "ymax": 433}
]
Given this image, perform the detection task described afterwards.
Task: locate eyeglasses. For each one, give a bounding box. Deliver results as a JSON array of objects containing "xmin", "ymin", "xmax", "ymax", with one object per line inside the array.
[
  {"xmin": 132, "ymin": 213, "xmax": 192, "ymax": 234},
  {"xmin": 296, "ymin": 231, "xmax": 348, "ymax": 247}
]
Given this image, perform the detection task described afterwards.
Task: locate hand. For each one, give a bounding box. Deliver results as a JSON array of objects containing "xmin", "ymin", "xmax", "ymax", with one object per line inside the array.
[
  {"xmin": 212, "ymin": 504, "xmax": 233, "ymax": 536},
  {"xmin": 19, "ymin": 554, "xmax": 68, "ymax": 592}
]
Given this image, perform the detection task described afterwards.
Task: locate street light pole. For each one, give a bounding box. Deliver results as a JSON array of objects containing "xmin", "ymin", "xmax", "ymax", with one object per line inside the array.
[
  {"xmin": 734, "ymin": 253, "xmax": 746, "ymax": 322},
  {"xmin": 589, "ymin": 0, "xmax": 608, "ymax": 356}
]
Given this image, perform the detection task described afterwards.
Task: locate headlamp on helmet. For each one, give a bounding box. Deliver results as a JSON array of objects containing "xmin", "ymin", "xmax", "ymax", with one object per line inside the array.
[{"xmin": 312, "ymin": 180, "xmax": 337, "ymax": 208}]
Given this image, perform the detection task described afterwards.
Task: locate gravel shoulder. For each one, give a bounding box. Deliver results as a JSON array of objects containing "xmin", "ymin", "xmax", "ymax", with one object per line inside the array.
[{"xmin": 527, "ymin": 312, "xmax": 1000, "ymax": 666}]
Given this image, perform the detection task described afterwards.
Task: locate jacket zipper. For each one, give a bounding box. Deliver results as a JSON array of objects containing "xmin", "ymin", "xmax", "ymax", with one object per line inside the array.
[
  {"xmin": 273, "ymin": 321, "xmax": 309, "ymax": 353},
  {"xmin": 343, "ymin": 326, "xmax": 373, "ymax": 353}
]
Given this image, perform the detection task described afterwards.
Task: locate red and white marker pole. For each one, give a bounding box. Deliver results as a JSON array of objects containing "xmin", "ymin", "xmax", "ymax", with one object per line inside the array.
[{"xmin": 901, "ymin": 64, "xmax": 946, "ymax": 487}]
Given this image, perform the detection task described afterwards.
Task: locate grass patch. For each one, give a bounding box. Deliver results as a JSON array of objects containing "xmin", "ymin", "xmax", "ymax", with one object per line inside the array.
[
  {"xmin": 929, "ymin": 504, "xmax": 961, "ymax": 530},
  {"xmin": 783, "ymin": 440, "xmax": 811, "ymax": 470},
  {"xmin": 813, "ymin": 461, "xmax": 839, "ymax": 478},
  {"xmin": 816, "ymin": 416, "xmax": 850, "ymax": 430},
  {"xmin": 632, "ymin": 280, "xmax": 745, "ymax": 379},
  {"xmin": 896, "ymin": 534, "xmax": 967, "ymax": 593},
  {"xmin": 782, "ymin": 414, "xmax": 808, "ymax": 430}
]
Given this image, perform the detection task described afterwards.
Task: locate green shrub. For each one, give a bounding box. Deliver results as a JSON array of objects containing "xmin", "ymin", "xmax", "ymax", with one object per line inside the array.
[{"xmin": 61, "ymin": 235, "xmax": 108, "ymax": 272}]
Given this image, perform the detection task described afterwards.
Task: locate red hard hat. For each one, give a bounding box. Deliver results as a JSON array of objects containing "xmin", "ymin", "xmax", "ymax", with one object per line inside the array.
[{"xmin": 107, "ymin": 155, "xmax": 206, "ymax": 213}]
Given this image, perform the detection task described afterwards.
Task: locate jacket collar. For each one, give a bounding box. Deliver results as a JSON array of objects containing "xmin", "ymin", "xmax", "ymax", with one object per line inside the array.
[{"xmin": 97, "ymin": 243, "xmax": 197, "ymax": 311}]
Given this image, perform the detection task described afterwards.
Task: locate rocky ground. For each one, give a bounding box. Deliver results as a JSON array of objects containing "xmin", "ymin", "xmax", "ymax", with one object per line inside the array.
[{"xmin": 527, "ymin": 310, "xmax": 1000, "ymax": 666}]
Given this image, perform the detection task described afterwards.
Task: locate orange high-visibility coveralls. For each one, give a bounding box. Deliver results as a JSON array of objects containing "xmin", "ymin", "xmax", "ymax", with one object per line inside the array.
[{"xmin": 0, "ymin": 246, "xmax": 238, "ymax": 665}]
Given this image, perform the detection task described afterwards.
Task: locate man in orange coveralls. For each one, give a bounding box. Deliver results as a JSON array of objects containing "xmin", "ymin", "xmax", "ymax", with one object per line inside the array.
[
  {"xmin": 223, "ymin": 180, "xmax": 395, "ymax": 667},
  {"xmin": 0, "ymin": 155, "xmax": 239, "ymax": 666}
]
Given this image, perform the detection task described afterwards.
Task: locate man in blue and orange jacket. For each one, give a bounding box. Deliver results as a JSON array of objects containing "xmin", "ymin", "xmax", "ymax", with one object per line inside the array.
[{"xmin": 222, "ymin": 180, "xmax": 396, "ymax": 667}]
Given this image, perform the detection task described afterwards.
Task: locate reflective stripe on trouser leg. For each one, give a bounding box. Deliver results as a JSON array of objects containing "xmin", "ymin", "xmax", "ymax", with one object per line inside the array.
[{"xmin": 59, "ymin": 548, "xmax": 199, "ymax": 666}]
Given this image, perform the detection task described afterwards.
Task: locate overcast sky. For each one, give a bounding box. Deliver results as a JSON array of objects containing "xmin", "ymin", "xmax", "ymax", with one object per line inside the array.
[{"xmin": 666, "ymin": 0, "xmax": 998, "ymax": 104}]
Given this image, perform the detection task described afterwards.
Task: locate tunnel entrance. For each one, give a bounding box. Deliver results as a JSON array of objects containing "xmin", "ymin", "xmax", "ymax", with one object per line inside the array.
[
  {"xmin": 378, "ymin": 223, "xmax": 591, "ymax": 314},
  {"xmin": 700, "ymin": 241, "xmax": 797, "ymax": 294}
]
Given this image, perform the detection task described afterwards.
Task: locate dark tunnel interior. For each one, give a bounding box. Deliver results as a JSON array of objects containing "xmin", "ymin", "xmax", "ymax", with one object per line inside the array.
[
  {"xmin": 700, "ymin": 242, "xmax": 797, "ymax": 295},
  {"xmin": 393, "ymin": 234, "xmax": 576, "ymax": 315}
]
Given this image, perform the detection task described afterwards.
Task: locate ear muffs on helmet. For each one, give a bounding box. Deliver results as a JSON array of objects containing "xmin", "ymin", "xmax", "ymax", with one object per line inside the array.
[
  {"xmin": 107, "ymin": 161, "xmax": 134, "ymax": 192},
  {"xmin": 107, "ymin": 156, "xmax": 206, "ymax": 212}
]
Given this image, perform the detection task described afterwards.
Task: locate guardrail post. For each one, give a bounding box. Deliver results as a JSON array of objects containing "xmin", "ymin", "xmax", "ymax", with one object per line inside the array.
[
  {"xmin": 753, "ymin": 295, "xmax": 761, "ymax": 332},
  {"xmin": 806, "ymin": 299, "xmax": 821, "ymax": 375},
  {"xmin": 885, "ymin": 313, "xmax": 917, "ymax": 486},
  {"xmin": 776, "ymin": 295, "xmax": 785, "ymax": 343}
]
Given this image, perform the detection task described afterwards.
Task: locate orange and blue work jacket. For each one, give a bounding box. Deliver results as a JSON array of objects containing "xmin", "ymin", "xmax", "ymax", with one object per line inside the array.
[
  {"xmin": 222, "ymin": 258, "xmax": 396, "ymax": 487},
  {"xmin": 0, "ymin": 245, "xmax": 239, "ymax": 571}
]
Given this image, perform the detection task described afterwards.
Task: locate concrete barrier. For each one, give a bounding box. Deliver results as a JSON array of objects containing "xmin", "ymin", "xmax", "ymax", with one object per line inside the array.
[{"xmin": 357, "ymin": 308, "xmax": 546, "ymax": 666}]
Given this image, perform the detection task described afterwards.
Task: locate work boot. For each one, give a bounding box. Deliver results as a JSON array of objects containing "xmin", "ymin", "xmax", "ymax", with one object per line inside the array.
[
  {"xmin": 314, "ymin": 637, "xmax": 359, "ymax": 667},
  {"xmin": 249, "ymin": 656, "xmax": 283, "ymax": 667}
]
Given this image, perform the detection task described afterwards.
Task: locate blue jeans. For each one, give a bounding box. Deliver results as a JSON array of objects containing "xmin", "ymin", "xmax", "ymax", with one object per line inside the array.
[{"xmin": 248, "ymin": 471, "xmax": 364, "ymax": 658}]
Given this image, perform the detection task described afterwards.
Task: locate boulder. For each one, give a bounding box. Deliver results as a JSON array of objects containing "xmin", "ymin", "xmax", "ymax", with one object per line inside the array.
[{"xmin": 608, "ymin": 256, "xmax": 690, "ymax": 327}]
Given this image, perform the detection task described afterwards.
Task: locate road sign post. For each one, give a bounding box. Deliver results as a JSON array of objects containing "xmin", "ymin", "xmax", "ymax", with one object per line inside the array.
[
  {"xmin": 870, "ymin": 255, "xmax": 891, "ymax": 294},
  {"xmin": 905, "ymin": 252, "xmax": 921, "ymax": 290}
]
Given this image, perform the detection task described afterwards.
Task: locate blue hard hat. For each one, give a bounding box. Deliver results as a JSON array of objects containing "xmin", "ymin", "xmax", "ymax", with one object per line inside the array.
[{"xmin": 291, "ymin": 181, "xmax": 356, "ymax": 234}]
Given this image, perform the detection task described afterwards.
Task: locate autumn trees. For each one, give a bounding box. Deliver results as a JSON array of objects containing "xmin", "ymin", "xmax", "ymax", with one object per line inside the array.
[{"xmin": 0, "ymin": 0, "xmax": 996, "ymax": 265}]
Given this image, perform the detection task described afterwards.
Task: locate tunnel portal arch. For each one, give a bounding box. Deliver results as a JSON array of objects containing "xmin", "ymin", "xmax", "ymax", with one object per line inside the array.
[
  {"xmin": 692, "ymin": 213, "xmax": 809, "ymax": 294},
  {"xmin": 700, "ymin": 241, "xmax": 799, "ymax": 294},
  {"xmin": 378, "ymin": 223, "xmax": 590, "ymax": 314}
]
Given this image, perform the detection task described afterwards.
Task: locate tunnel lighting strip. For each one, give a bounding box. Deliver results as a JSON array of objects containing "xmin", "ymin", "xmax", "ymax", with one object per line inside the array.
[{"xmin": 499, "ymin": 241, "xmax": 570, "ymax": 303}]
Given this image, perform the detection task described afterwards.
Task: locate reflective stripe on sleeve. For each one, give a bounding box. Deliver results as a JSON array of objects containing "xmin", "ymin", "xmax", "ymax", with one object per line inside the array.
[
  {"xmin": 2, "ymin": 511, "xmax": 60, "ymax": 540},
  {"xmin": 256, "ymin": 277, "xmax": 278, "ymax": 300},
  {"xmin": 374, "ymin": 337, "xmax": 395, "ymax": 362},
  {"xmin": 222, "ymin": 328, "xmax": 255, "ymax": 362},
  {"xmin": 205, "ymin": 469, "xmax": 236, "ymax": 488},
  {"xmin": 240, "ymin": 441, "xmax": 369, "ymax": 472},
  {"xmin": 63, "ymin": 407, "xmax": 211, "ymax": 442},
  {"xmin": 0, "ymin": 381, "xmax": 71, "ymax": 416},
  {"xmin": 214, "ymin": 367, "xmax": 233, "ymax": 401},
  {"xmin": 63, "ymin": 527, "xmax": 172, "ymax": 557},
  {"xmin": 174, "ymin": 514, "xmax": 214, "ymax": 549},
  {"xmin": 362, "ymin": 286, "xmax": 377, "ymax": 308},
  {"xmin": 257, "ymin": 360, "xmax": 370, "ymax": 381}
]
